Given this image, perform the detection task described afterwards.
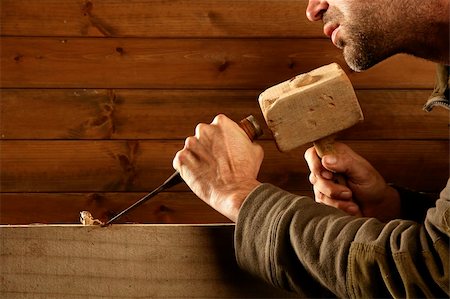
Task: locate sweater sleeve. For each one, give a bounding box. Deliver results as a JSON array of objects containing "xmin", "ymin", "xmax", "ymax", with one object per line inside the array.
[{"xmin": 234, "ymin": 180, "xmax": 450, "ymax": 298}]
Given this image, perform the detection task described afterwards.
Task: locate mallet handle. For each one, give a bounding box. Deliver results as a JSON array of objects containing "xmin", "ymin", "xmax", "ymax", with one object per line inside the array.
[{"xmin": 313, "ymin": 135, "xmax": 347, "ymax": 186}]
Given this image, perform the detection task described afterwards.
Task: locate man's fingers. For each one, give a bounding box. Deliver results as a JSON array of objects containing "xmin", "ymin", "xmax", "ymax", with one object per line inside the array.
[
  {"xmin": 311, "ymin": 174, "xmax": 353, "ymax": 200},
  {"xmin": 305, "ymin": 147, "xmax": 333, "ymax": 179},
  {"xmin": 173, "ymin": 135, "xmax": 208, "ymax": 171},
  {"xmin": 313, "ymin": 185, "xmax": 362, "ymax": 216},
  {"xmin": 304, "ymin": 147, "xmax": 321, "ymax": 174},
  {"xmin": 184, "ymin": 136, "xmax": 213, "ymax": 161},
  {"xmin": 321, "ymin": 143, "xmax": 375, "ymax": 183},
  {"xmin": 195, "ymin": 123, "xmax": 212, "ymax": 139},
  {"xmin": 309, "ymin": 173, "xmax": 317, "ymax": 185}
]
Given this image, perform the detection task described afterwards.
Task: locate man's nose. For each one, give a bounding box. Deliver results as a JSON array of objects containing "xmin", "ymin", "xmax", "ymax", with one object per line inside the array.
[{"xmin": 306, "ymin": 0, "xmax": 329, "ymax": 21}]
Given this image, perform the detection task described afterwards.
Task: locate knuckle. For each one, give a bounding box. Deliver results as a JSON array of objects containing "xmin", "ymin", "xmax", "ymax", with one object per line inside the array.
[
  {"xmin": 304, "ymin": 148, "xmax": 322, "ymax": 174},
  {"xmin": 314, "ymin": 187, "xmax": 324, "ymax": 200},
  {"xmin": 195, "ymin": 123, "xmax": 216, "ymax": 139},
  {"xmin": 175, "ymin": 149, "xmax": 190, "ymax": 164},
  {"xmin": 184, "ymin": 136, "xmax": 197, "ymax": 149},
  {"xmin": 316, "ymin": 193, "xmax": 324, "ymax": 201},
  {"xmin": 309, "ymin": 173, "xmax": 317, "ymax": 184},
  {"xmin": 172, "ymin": 151, "xmax": 183, "ymax": 169},
  {"xmin": 194, "ymin": 123, "xmax": 203, "ymax": 132},
  {"xmin": 212, "ymin": 113, "xmax": 227, "ymax": 124},
  {"xmin": 304, "ymin": 147, "xmax": 315, "ymax": 161}
]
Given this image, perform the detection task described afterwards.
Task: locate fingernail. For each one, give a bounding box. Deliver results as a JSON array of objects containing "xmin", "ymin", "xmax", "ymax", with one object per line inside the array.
[
  {"xmin": 340, "ymin": 191, "xmax": 352, "ymax": 199},
  {"xmin": 323, "ymin": 155, "xmax": 337, "ymax": 165}
]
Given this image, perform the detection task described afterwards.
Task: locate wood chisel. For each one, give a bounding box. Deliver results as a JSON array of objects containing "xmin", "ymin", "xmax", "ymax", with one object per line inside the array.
[{"xmin": 105, "ymin": 115, "xmax": 263, "ymax": 225}]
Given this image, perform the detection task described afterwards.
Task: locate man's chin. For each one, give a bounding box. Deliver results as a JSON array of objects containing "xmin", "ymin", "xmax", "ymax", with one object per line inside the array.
[
  {"xmin": 344, "ymin": 59, "xmax": 369, "ymax": 72},
  {"xmin": 343, "ymin": 47, "xmax": 377, "ymax": 72},
  {"xmin": 343, "ymin": 44, "xmax": 394, "ymax": 72}
]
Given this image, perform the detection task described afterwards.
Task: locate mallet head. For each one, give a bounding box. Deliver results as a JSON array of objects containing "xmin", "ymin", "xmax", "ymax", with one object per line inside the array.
[{"xmin": 259, "ymin": 63, "xmax": 363, "ymax": 152}]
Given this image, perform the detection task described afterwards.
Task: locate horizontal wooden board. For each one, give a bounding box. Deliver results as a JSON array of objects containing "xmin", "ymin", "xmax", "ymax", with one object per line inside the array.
[
  {"xmin": 0, "ymin": 37, "xmax": 435, "ymax": 89},
  {"xmin": 0, "ymin": 190, "xmax": 314, "ymax": 225},
  {"xmin": 0, "ymin": 225, "xmax": 302, "ymax": 298},
  {"xmin": 0, "ymin": 140, "xmax": 448, "ymax": 193},
  {"xmin": 1, "ymin": 89, "xmax": 448, "ymax": 140},
  {"xmin": 0, "ymin": 192, "xmax": 232, "ymax": 225},
  {"xmin": 0, "ymin": 0, "xmax": 322, "ymax": 38}
]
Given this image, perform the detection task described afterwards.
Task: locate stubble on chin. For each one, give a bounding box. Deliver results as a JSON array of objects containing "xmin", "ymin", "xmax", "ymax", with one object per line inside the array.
[
  {"xmin": 342, "ymin": 26, "xmax": 394, "ymax": 72},
  {"xmin": 322, "ymin": 9, "xmax": 371, "ymax": 72},
  {"xmin": 342, "ymin": 31, "xmax": 375, "ymax": 72},
  {"xmin": 324, "ymin": 6, "xmax": 395, "ymax": 72}
]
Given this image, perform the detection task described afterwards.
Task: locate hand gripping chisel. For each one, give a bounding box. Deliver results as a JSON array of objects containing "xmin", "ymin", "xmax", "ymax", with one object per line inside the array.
[{"xmin": 105, "ymin": 115, "xmax": 263, "ymax": 225}]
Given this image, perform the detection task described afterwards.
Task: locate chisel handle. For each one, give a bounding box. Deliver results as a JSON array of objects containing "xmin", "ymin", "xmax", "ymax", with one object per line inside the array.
[{"xmin": 239, "ymin": 115, "xmax": 263, "ymax": 141}]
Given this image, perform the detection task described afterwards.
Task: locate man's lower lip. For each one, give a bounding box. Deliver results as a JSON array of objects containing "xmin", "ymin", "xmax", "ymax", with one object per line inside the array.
[{"xmin": 331, "ymin": 27, "xmax": 341, "ymax": 48}]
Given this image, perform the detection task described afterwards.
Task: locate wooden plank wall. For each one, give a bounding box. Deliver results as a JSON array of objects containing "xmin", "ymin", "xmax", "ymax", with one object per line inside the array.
[
  {"xmin": 1, "ymin": 0, "xmax": 448, "ymax": 225},
  {"xmin": 0, "ymin": 224, "xmax": 302, "ymax": 298}
]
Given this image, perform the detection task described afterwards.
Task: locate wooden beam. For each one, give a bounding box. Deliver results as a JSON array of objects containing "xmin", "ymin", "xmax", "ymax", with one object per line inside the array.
[
  {"xmin": 0, "ymin": 0, "xmax": 322, "ymax": 38},
  {"xmin": 1, "ymin": 37, "xmax": 435, "ymax": 89},
  {"xmin": 1, "ymin": 140, "xmax": 448, "ymax": 193},
  {"xmin": 2, "ymin": 89, "xmax": 447, "ymax": 140},
  {"xmin": 0, "ymin": 192, "xmax": 233, "ymax": 225},
  {"xmin": 0, "ymin": 224, "xmax": 297, "ymax": 298}
]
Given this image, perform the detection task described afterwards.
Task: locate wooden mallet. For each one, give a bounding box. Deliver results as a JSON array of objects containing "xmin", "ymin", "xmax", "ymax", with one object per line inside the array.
[{"xmin": 259, "ymin": 63, "xmax": 364, "ymax": 184}]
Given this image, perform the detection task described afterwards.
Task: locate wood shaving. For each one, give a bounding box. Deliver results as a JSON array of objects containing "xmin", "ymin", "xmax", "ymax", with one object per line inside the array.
[{"xmin": 80, "ymin": 211, "xmax": 104, "ymax": 226}]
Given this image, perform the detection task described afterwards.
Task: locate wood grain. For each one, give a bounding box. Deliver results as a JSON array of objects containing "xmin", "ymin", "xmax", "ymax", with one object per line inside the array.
[
  {"xmin": 0, "ymin": 192, "xmax": 232, "ymax": 225},
  {"xmin": 0, "ymin": 225, "xmax": 300, "ymax": 298},
  {"xmin": 1, "ymin": 89, "xmax": 448, "ymax": 140},
  {"xmin": 0, "ymin": 0, "xmax": 447, "ymax": 230},
  {"xmin": 0, "ymin": 190, "xmax": 315, "ymax": 225},
  {"xmin": 0, "ymin": 0, "xmax": 322, "ymax": 38},
  {"xmin": 1, "ymin": 140, "xmax": 448, "ymax": 193},
  {"xmin": 1, "ymin": 37, "xmax": 435, "ymax": 89}
]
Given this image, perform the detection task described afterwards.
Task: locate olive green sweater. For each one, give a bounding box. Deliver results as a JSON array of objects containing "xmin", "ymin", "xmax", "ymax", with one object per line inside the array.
[{"xmin": 235, "ymin": 180, "xmax": 449, "ymax": 298}]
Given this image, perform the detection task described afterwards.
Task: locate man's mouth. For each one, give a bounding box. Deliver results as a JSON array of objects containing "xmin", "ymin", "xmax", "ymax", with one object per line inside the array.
[{"xmin": 323, "ymin": 23, "xmax": 342, "ymax": 49}]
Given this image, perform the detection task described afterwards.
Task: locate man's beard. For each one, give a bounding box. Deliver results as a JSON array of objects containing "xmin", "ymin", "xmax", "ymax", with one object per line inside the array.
[
  {"xmin": 324, "ymin": 8, "xmax": 395, "ymax": 72},
  {"xmin": 342, "ymin": 26, "xmax": 392, "ymax": 72}
]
